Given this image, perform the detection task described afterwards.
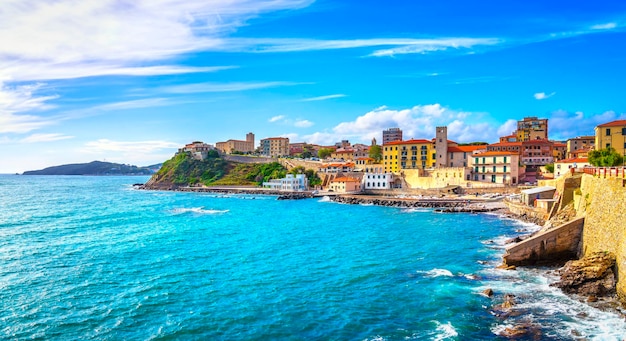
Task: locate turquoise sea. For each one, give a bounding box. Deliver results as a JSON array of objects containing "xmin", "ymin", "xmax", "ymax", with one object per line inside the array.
[{"xmin": 1, "ymin": 175, "xmax": 624, "ymax": 340}]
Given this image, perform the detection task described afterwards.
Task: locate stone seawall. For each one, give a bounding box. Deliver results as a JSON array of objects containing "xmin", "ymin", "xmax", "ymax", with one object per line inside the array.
[
  {"xmin": 577, "ymin": 175, "xmax": 626, "ymax": 302},
  {"xmin": 504, "ymin": 217, "xmax": 585, "ymax": 266},
  {"xmin": 331, "ymin": 194, "xmax": 486, "ymax": 209}
]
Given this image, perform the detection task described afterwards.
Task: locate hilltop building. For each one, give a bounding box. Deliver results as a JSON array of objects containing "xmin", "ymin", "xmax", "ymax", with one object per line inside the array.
[
  {"xmin": 517, "ymin": 117, "xmax": 548, "ymax": 141},
  {"xmin": 216, "ymin": 132, "xmax": 255, "ymax": 154},
  {"xmin": 260, "ymin": 137, "xmax": 290, "ymax": 157},
  {"xmin": 594, "ymin": 120, "xmax": 626, "ymax": 158},
  {"xmin": 566, "ymin": 136, "xmax": 595, "ymax": 158},
  {"xmin": 177, "ymin": 141, "xmax": 214, "ymax": 160},
  {"xmin": 382, "ymin": 128, "xmax": 403, "ymax": 144}
]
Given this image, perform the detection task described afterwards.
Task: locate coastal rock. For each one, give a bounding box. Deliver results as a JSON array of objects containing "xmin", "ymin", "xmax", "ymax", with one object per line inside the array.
[
  {"xmin": 498, "ymin": 322, "xmax": 542, "ymax": 339},
  {"xmin": 551, "ymin": 251, "xmax": 617, "ymax": 298},
  {"xmin": 482, "ymin": 288, "xmax": 494, "ymax": 297}
]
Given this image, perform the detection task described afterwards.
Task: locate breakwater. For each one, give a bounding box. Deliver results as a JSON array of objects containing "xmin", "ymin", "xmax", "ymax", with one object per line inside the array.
[{"xmin": 329, "ymin": 194, "xmax": 505, "ymax": 212}]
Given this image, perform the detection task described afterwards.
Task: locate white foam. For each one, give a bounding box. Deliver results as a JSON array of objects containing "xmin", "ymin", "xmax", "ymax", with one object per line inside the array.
[
  {"xmin": 400, "ymin": 208, "xmax": 431, "ymax": 213},
  {"xmin": 418, "ymin": 268, "xmax": 454, "ymax": 278},
  {"xmin": 171, "ymin": 207, "xmax": 229, "ymax": 215},
  {"xmin": 318, "ymin": 196, "xmax": 332, "ymax": 203},
  {"xmin": 432, "ymin": 321, "xmax": 458, "ymax": 340}
]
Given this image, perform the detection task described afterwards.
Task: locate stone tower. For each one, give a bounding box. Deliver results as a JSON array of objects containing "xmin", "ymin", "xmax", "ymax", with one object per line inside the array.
[
  {"xmin": 435, "ymin": 126, "xmax": 448, "ymax": 168},
  {"xmin": 246, "ymin": 132, "xmax": 255, "ymax": 150}
]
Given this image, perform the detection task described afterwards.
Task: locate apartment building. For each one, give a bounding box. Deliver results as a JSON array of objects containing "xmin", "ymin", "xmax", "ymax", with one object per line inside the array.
[
  {"xmin": 470, "ymin": 151, "xmax": 521, "ymax": 185},
  {"xmin": 595, "ymin": 120, "xmax": 626, "ymax": 158},
  {"xmin": 382, "ymin": 139, "xmax": 435, "ymax": 173},
  {"xmin": 260, "ymin": 137, "xmax": 290, "ymax": 157}
]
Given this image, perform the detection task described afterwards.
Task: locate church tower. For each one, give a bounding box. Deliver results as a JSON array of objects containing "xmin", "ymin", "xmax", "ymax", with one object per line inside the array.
[{"xmin": 435, "ymin": 126, "xmax": 448, "ymax": 168}]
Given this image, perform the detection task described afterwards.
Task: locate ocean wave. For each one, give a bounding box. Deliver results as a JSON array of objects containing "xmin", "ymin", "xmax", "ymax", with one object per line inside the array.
[
  {"xmin": 400, "ymin": 208, "xmax": 431, "ymax": 213},
  {"xmin": 318, "ymin": 196, "xmax": 332, "ymax": 203},
  {"xmin": 170, "ymin": 207, "xmax": 229, "ymax": 215},
  {"xmin": 432, "ymin": 321, "xmax": 458, "ymax": 341},
  {"xmin": 417, "ymin": 268, "xmax": 454, "ymax": 278}
]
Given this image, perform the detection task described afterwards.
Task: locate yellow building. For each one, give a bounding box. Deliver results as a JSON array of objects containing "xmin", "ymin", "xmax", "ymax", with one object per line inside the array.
[
  {"xmin": 216, "ymin": 132, "xmax": 255, "ymax": 154},
  {"xmin": 595, "ymin": 120, "xmax": 626, "ymax": 158},
  {"xmin": 382, "ymin": 139, "xmax": 435, "ymax": 173},
  {"xmin": 516, "ymin": 117, "xmax": 548, "ymax": 142},
  {"xmin": 260, "ymin": 137, "xmax": 290, "ymax": 157}
]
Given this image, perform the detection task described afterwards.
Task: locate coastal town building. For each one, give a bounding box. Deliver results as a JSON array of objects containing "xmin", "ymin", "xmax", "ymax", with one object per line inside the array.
[
  {"xmin": 594, "ymin": 120, "xmax": 626, "ymax": 158},
  {"xmin": 382, "ymin": 127, "xmax": 403, "ymax": 144},
  {"xmin": 566, "ymin": 136, "xmax": 595, "ymax": 158},
  {"xmin": 446, "ymin": 145, "xmax": 486, "ymax": 167},
  {"xmin": 331, "ymin": 147, "xmax": 355, "ymax": 161},
  {"xmin": 552, "ymin": 142, "xmax": 567, "ymax": 161},
  {"xmin": 470, "ymin": 151, "xmax": 521, "ymax": 185},
  {"xmin": 177, "ymin": 141, "xmax": 214, "ymax": 160},
  {"xmin": 434, "ymin": 126, "xmax": 449, "ymax": 168},
  {"xmin": 260, "ymin": 137, "xmax": 290, "ymax": 157},
  {"xmin": 383, "ymin": 139, "xmax": 435, "ymax": 173},
  {"xmin": 521, "ymin": 139, "xmax": 554, "ymax": 166},
  {"xmin": 554, "ymin": 157, "xmax": 590, "ymax": 178},
  {"xmin": 499, "ymin": 134, "xmax": 518, "ymax": 143},
  {"xmin": 362, "ymin": 172, "xmax": 393, "ymax": 190},
  {"xmin": 262, "ymin": 174, "xmax": 308, "ymax": 191},
  {"xmin": 520, "ymin": 186, "xmax": 556, "ymax": 206},
  {"xmin": 487, "ymin": 141, "xmax": 522, "ymax": 154},
  {"xmin": 516, "ymin": 116, "xmax": 548, "ymax": 142},
  {"xmin": 319, "ymin": 162, "xmax": 355, "ymax": 173},
  {"xmin": 216, "ymin": 132, "xmax": 255, "ymax": 154},
  {"xmin": 329, "ymin": 176, "xmax": 361, "ymax": 193}
]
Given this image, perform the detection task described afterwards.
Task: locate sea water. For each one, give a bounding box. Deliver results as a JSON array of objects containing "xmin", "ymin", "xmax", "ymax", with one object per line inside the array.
[{"xmin": 1, "ymin": 175, "xmax": 624, "ymax": 340}]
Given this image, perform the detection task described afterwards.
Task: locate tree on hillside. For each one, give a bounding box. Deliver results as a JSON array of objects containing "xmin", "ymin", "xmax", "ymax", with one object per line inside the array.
[
  {"xmin": 588, "ymin": 147, "xmax": 624, "ymax": 167},
  {"xmin": 544, "ymin": 163, "xmax": 554, "ymax": 173},
  {"xmin": 368, "ymin": 144, "xmax": 382, "ymax": 163},
  {"xmin": 318, "ymin": 148, "xmax": 333, "ymax": 159}
]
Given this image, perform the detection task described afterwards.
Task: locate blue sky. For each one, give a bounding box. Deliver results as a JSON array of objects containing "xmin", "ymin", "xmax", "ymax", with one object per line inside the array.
[{"xmin": 2, "ymin": 0, "xmax": 626, "ymax": 173}]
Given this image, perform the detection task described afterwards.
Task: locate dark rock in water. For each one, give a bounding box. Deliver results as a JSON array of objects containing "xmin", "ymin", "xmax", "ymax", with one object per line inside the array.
[
  {"xmin": 482, "ymin": 288, "xmax": 494, "ymax": 297},
  {"xmin": 498, "ymin": 322, "xmax": 542, "ymax": 339},
  {"xmin": 552, "ymin": 251, "xmax": 617, "ymax": 298}
]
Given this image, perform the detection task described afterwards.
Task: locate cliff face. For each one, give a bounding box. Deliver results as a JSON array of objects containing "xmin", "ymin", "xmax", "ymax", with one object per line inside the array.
[
  {"xmin": 143, "ymin": 152, "xmax": 230, "ymax": 190},
  {"xmin": 576, "ymin": 175, "xmax": 626, "ymax": 302}
]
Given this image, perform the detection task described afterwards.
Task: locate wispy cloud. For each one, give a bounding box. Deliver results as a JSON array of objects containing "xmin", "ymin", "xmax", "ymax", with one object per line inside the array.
[
  {"xmin": 269, "ymin": 115, "xmax": 285, "ymax": 122},
  {"xmin": 300, "ymin": 94, "xmax": 346, "ymax": 102},
  {"xmin": 20, "ymin": 133, "xmax": 74, "ymax": 143},
  {"xmin": 82, "ymin": 139, "xmax": 181, "ymax": 154},
  {"xmin": 294, "ymin": 119, "xmax": 314, "ymax": 128},
  {"xmin": 160, "ymin": 81, "xmax": 306, "ymax": 94},
  {"xmin": 591, "ymin": 22, "xmax": 618, "ymax": 30},
  {"xmin": 534, "ymin": 92, "xmax": 555, "ymax": 100},
  {"xmin": 0, "ymin": 82, "xmax": 59, "ymax": 134}
]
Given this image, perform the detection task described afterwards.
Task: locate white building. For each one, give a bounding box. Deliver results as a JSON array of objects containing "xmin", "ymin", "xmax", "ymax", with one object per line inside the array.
[
  {"xmin": 262, "ymin": 174, "xmax": 308, "ymax": 191},
  {"xmin": 362, "ymin": 172, "xmax": 393, "ymax": 190},
  {"xmin": 554, "ymin": 157, "xmax": 590, "ymax": 178}
]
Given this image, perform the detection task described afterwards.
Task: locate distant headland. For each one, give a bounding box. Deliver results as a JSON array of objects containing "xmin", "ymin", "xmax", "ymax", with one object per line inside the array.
[{"xmin": 22, "ymin": 161, "xmax": 160, "ymax": 176}]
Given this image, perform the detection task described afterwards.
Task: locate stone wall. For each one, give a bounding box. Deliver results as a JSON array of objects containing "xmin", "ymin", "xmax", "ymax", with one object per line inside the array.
[{"xmin": 576, "ymin": 174, "xmax": 626, "ymax": 301}]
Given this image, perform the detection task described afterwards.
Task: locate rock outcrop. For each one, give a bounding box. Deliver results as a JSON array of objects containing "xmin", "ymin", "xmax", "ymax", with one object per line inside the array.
[{"xmin": 551, "ymin": 251, "xmax": 617, "ymax": 298}]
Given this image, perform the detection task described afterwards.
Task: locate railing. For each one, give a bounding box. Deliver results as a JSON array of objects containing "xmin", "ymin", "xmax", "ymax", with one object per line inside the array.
[{"xmin": 582, "ymin": 167, "xmax": 626, "ymax": 179}]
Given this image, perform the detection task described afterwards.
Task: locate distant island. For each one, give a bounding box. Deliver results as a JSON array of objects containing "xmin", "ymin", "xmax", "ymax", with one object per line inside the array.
[{"xmin": 22, "ymin": 161, "xmax": 160, "ymax": 176}]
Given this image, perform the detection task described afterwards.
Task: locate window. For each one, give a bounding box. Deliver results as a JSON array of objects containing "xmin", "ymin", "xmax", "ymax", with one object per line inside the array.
[
  {"xmin": 482, "ymin": 157, "xmax": 485, "ymax": 164},
  {"xmin": 622, "ymin": 127, "xmax": 626, "ymax": 135},
  {"xmin": 482, "ymin": 174, "xmax": 485, "ymax": 180},
  {"xmin": 606, "ymin": 128, "xmax": 611, "ymax": 136},
  {"xmin": 493, "ymin": 157, "xmax": 496, "ymax": 163},
  {"xmin": 491, "ymin": 175, "xmax": 496, "ymax": 183},
  {"xmin": 503, "ymin": 157, "xmax": 507, "ymax": 163},
  {"xmin": 606, "ymin": 143, "xmax": 611, "ymax": 148},
  {"xmin": 493, "ymin": 166, "xmax": 496, "ymax": 173},
  {"xmin": 503, "ymin": 166, "xmax": 507, "ymax": 172}
]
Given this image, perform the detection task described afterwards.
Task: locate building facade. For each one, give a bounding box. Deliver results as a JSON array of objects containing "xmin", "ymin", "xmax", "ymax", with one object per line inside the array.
[
  {"xmin": 595, "ymin": 120, "xmax": 626, "ymax": 158},
  {"xmin": 517, "ymin": 117, "xmax": 548, "ymax": 142},
  {"xmin": 362, "ymin": 172, "xmax": 393, "ymax": 190},
  {"xmin": 177, "ymin": 141, "xmax": 214, "ymax": 160},
  {"xmin": 446, "ymin": 145, "xmax": 486, "ymax": 167},
  {"xmin": 216, "ymin": 132, "xmax": 255, "ymax": 154},
  {"xmin": 262, "ymin": 174, "xmax": 308, "ymax": 191},
  {"xmin": 470, "ymin": 151, "xmax": 520, "ymax": 185},
  {"xmin": 329, "ymin": 176, "xmax": 361, "ymax": 193},
  {"xmin": 383, "ymin": 139, "xmax": 435, "ymax": 173},
  {"xmin": 521, "ymin": 139, "xmax": 554, "ymax": 166},
  {"xmin": 260, "ymin": 137, "xmax": 290, "ymax": 157},
  {"xmin": 554, "ymin": 157, "xmax": 590, "ymax": 178},
  {"xmin": 382, "ymin": 128, "xmax": 403, "ymax": 144},
  {"xmin": 566, "ymin": 136, "xmax": 595, "ymax": 158}
]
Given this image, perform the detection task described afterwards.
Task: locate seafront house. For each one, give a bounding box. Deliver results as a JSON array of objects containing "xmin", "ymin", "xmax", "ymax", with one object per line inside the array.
[
  {"xmin": 262, "ymin": 174, "xmax": 308, "ymax": 191},
  {"xmin": 469, "ymin": 151, "xmax": 521, "ymax": 185},
  {"xmin": 554, "ymin": 157, "xmax": 590, "ymax": 178},
  {"xmin": 329, "ymin": 176, "xmax": 361, "ymax": 193},
  {"xmin": 362, "ymin": 172, "xmax": 393, "ymax": 190},
  {"xmin": 594, "ymin": 120, "xmax": 626, "ymax": 159},
  {"xmin": 260, "ymin": 137, "xmax": 290, "ymax": 157},
  {"xmin": 383, "ymin": 139, "xmax": 435, "ymax": 173},
  {"xmin": 446, "ymin": 145, "xmax": 486, "ymax": 167},
  {"xmin": 216, "ymin": 132, "xmax": 255, "ymax": 154}
]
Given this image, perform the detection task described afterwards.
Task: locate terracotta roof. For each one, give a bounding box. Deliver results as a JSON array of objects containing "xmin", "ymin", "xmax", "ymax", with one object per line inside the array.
[
  {"xmin": 384, "ymin": 139, "xmax": 432, "ymax": 145},
  {"xmin": 356, "ymin": 157, "xmax": 374, "ymax": 160},
  {"xmin": 331, "ymin": 177, "xmax": 360, "ymax": 183},
  {"xmin": 557, "ymin": 157, "xmax": 589, "ymax": 164},
  {"xmin": 474, "ymin": 151, "xmax": 518, "ymax": 157},
  {"xmin": 448, "ymin": 145, "xmax": 486, "ymax": 153},
  {"xmin": 488, "ymin": 141, "xmax": 522, "ymax": 147},
  {"xmin": 597, "ymin": 120, "xmax": 626, "ymax": 127},
  {"xmin": 553, "ymin": 142, "xmax": 567, "ymax": 147}
]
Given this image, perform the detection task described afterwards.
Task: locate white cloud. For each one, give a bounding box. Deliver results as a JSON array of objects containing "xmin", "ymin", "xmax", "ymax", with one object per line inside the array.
[
  {"xmin": 534, "ymin": 92, "xmax": 555, "ymax": 100},
  {"xmin": 299, "ymin": 104, "xmax": 496, "ymax": 145},
  {"xmin": 369, "ymin": 38, "xmax": 501, "ymax": 57},
  {"xmin": 294, "ymin": 119, "xmax": 314, "ymax": 128},
  {"xmin": 497, "ymin": 119, "xmax": 517, "ymax": 137},
  {"xmin": 0, "ymin": 82, "xmax": 59, "ymax": 133},
  {"xmin": 269, "ymin": 115, "xmax": 285, "ymax": 123},
  {"xmin": 547, "ymin": 109, "xmax": 626, "ymax": 140},
  {"xmin": 160, "ymin": 81, "xmax": 305, "ymax": 94},
  {"xmin": 20, "ymin": 133, "xmax": 74, "ymax": 143},
  {"xmin": 300, "ymin": 94, "xmax": 346, "ymax": 102},
  {"xmin": 591, "ymin": 22, "xmax": 617, "ymax": 30}
]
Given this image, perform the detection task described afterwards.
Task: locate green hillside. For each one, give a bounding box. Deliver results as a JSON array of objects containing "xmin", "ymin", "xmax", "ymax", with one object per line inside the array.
[{"xmin": 23, "ymin": 161, "xmax": 153, "ymax": 175}]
